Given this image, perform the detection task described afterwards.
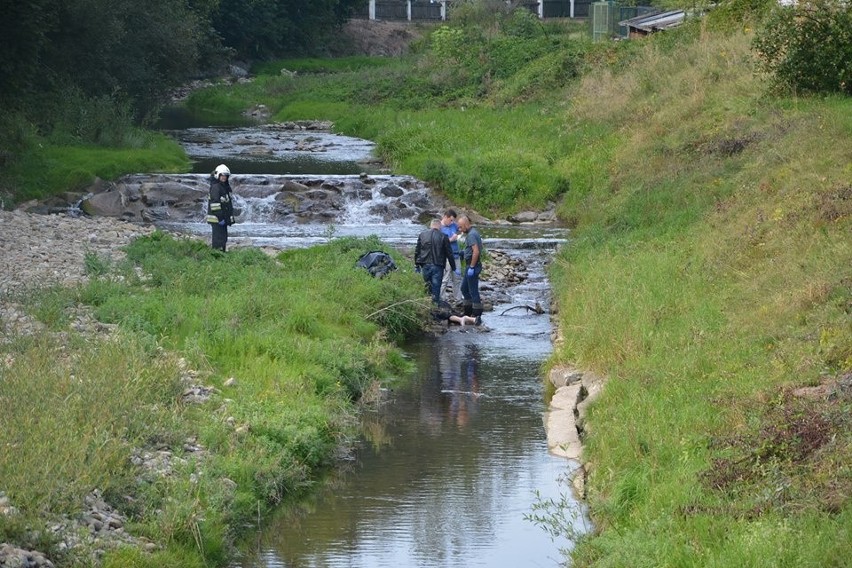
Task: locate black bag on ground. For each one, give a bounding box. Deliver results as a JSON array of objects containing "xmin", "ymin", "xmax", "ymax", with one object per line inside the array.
[{"xmin": 355, "ymin": 251, "xmax": 397, "ymax": 278}]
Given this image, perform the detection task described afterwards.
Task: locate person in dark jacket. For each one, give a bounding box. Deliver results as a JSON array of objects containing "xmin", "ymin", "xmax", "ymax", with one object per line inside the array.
[
  {"xmin": 206, "ymin": 164, "xmax": 235, "ymax": 251},
  {"xmin": 415, "ymin": 219, "xmax": 458, "ymax": 303}
]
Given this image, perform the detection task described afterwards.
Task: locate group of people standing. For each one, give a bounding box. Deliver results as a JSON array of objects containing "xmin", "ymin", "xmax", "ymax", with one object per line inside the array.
[
  {"xmin": 415, "ymin": 209, "xmax": 484, "ymax": 325},
  {"xmin": 208, "ymin": 166, "xmax": 484, "ymax": 323}
]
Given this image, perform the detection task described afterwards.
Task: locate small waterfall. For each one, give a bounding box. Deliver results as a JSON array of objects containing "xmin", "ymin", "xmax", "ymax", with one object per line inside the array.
[
  {"xmin": 339, "ymin": 182, "xmax": 419, "ymax": 226},
  {"xmin": 233, "ymin": 194, "xmax": 278, "ymax": 224}
]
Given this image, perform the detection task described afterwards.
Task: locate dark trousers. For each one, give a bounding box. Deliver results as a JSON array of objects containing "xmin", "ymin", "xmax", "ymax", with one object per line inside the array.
[
  {"xmin": 211, "ymin": 223, "xmax": 228, "ymax": 251},
  {"xmin": 422, "ymin": 264, "xmax": 443, "ymax": 303},
  {"xmin": 461, "ymin": 264, "xmax": 483, "ymax": 316}
]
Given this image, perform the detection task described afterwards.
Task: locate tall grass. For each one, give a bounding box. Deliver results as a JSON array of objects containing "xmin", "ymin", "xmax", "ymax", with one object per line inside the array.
[
  {"xmin": 549, "ymin": 27, "xmax": 852, "ymax": 568},
  {"xmin": 0, "ymin": 233, "xmax": 426, "ymax": 566},
  {"xmin": 184, "ymin": 28, "xmax": 595, "ymax": 216},
  {"xmin": 4, "ymin": 6, "xmax": 849, "ymax": 566},
  {"xmin": 7, "ymin": 134, "xmax": 189, "ymax": 203}
]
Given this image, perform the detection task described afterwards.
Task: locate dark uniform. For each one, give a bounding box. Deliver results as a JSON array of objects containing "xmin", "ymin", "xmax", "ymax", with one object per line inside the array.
[{"xmin": 207, "ymin": 175, "xmax": 235, "ymax": 251}]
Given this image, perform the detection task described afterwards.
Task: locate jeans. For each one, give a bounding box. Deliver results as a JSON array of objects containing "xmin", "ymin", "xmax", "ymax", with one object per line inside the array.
[
  {"xmin": 461, "ymin": 264, "xmax": 481, "ymax": 305},
  {"xmin": 422, "ymin": 264, "xmax": 444, "ymax": 303},
  {"xmin": 442, "ymin": 255, "xmax": 462, "ymax": 302}
]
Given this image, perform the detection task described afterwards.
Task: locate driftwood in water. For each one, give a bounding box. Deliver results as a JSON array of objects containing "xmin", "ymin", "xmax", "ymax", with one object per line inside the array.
[{"xmin": 500, "ymin": 303, "xmax": 544, "ymax": 316}]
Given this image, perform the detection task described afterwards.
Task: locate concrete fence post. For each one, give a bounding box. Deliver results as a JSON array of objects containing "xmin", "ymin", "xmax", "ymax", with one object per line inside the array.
[{"xmin": 369, "ymin": 0, "xmax": 376, "ymax": 20}]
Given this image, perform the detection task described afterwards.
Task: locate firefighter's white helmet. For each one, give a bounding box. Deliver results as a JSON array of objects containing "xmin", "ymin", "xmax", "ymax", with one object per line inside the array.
[{"xmin": 214, "ymin": 164, "xmax": 231, "ymax": 177}]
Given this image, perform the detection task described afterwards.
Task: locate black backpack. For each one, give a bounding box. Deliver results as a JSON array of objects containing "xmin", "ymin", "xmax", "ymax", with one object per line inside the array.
[{"xmin": 355, "ymin": 251, "xmax": 397, "ymax": 279}]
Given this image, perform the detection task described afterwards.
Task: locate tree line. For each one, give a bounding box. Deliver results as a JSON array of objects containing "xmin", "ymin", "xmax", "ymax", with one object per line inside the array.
[{"xmin": 1, "ymin": 0, "xmax": 366, "ymax": 130}]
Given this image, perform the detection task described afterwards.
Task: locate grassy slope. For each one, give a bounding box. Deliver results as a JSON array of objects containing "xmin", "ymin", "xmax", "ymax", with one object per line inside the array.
[
  {"xmin": 552, "ymin": 31, "xmax": 852, "ymax": 567},
  {"xmin": 4, "ymin": 12, "xmax": 848, "ymax": 565},
  {"xmin": 5, "ymin": 132, "xmax": 189, "ymax": 205},
  {"xmin": 209, "ymin": 24, "xmax": 852, "ymax": 566}
]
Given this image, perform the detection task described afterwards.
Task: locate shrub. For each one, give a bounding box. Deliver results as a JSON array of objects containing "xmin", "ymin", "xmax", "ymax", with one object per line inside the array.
[{"xmin": 753, "ymin": 0, "xmax": 852, "ymax": 95}]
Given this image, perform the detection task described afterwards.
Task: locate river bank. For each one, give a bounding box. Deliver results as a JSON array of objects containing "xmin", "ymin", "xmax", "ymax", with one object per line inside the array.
[
  {"xmin": 1, "ymin": 205, "xmax": 564, "ymax": 567},
  {"xmin": 0, "ymin": 209, "xmax": 432, "ymax": 567}
]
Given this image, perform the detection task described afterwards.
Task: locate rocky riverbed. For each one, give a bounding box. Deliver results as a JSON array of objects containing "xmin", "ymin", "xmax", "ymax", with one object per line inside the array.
[{"xmin": 0, "ymin": 210, "xmax": 156, "ymax": 299}]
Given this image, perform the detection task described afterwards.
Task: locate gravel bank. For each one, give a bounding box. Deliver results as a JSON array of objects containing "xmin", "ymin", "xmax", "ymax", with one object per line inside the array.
[{"xmin": 0, "ymin": 210, "xmax": 156, "ymax": 299}]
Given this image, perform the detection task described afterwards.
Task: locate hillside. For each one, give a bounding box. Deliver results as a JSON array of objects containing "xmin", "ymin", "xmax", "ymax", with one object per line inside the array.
[{"xmin": 548, "ymin": 26, "xmax": 851, "ymax": 568}]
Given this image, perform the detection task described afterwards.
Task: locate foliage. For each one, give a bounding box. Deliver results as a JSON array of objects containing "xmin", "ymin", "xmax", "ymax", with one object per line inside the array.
[
  {"xmin": 1, "ymin": 0, "xmax": 366, "ymax": 206},
  {"xmin": 252, "ymin": 56, "xmax": 394, "ymax": 76},
  {"xmin": 704, "ymin": 0, "xmax": 775, "ymax": 32},
  {"xmin": 6, "ymin": 133, "xmax": 189, "ymax": 204},
  {"xmin": 214, "ymin": 0, "xmax": 366, "ymax": 59},
  {"xmin": 753, "ymin": 0, "xmax": 852, "ymax": 95},
  {"xmin": 546, "ymin": 22, "xmax": 852, "ymax": 566},
  {"xmin": 0, "ymin": 332, "xmax": 186, "ymax": 515}
]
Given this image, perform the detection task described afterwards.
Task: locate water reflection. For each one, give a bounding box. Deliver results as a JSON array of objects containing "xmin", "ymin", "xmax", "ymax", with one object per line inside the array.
[
  {"xmin": 154, "ymin": 116, "xmax": 585, "ymax": 565},
  {"xmin": 437, "ymin": 344, "xmax": 481, "ymax": 429},
  {"xmin": 233, "ymin": 301, "xmax": 583, "ymax": 568}
]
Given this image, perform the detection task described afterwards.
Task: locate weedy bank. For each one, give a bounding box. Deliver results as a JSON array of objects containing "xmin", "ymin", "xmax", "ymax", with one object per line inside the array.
[
  {"xmin": 548, "ymin": 20, "xmax": 852, "ymax": 568},
  {"xmin": 182, "ymin": 4, "xmax": 852, "ymax": 565},
  {"xmin": 0, "ymin": 234, "xmax": 426, "ymax": 567}
]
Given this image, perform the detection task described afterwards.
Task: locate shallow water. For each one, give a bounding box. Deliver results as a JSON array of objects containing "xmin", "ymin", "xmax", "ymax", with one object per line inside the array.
[
  {"xmin": 222, "ymin": 245, "xmax": 587, "ymax": 568},
  {"xmin": 157, "ymin": 122, "xmax": 588, "ymax": 567}
]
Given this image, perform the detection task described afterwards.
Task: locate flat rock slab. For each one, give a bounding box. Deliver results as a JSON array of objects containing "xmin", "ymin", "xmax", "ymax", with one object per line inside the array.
[{"xmin": 545, "ymin": 383, "xmax": 583, "ymax": 459}]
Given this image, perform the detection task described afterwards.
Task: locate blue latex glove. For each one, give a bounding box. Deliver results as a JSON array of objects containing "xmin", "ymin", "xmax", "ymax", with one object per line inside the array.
[
  {"xmin": 467, "ymin": 267, "xmax": 475, "ymax": 277},
  {"xmin": 218, "ymin": 219, "xmax": 227, "ymax": 226},
  {"xmin": 454, "ymin": 268, "xmax": 461, "ymax": 276}
]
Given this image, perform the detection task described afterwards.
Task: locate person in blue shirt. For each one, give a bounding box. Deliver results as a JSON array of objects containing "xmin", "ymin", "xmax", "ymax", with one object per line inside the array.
[
  {"xmin": 440, "ymin": 209, "xmax": 462, "ymax": 303},
  {"xmin": 457, "ymin": 214, "xmax": 484, "ymax": 323}
]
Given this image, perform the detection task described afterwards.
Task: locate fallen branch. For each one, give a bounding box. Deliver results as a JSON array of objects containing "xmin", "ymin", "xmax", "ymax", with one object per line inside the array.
[
  {"xmin": 366, "ymin": 298, "xmax": 431, "ymax": 320},
  {"xmin": 500, "ymin": 303, "xmax": 545, "ymax": 316}
]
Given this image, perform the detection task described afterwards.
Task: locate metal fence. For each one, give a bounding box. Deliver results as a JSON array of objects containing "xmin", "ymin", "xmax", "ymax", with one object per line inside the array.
[
  {"xmin": 352, "ymin": 1, "xmax": 597, "ymax": 21},
  {"xmin": 542, "ymin": 0, "xmax": 592, "ymax": 18},
  {"xmin": 590, "ymin": 2, "xmax": 657, "ymax": 39}
]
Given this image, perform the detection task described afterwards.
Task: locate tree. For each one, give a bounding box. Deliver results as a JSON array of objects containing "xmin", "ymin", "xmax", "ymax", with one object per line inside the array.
[
  {"xmin": 214, "ymin": 0, "xmax": 367, "ymax": 59},
  {"xmin": 753, "ymin": 0, "xmax": 852, "ymax": 95}
]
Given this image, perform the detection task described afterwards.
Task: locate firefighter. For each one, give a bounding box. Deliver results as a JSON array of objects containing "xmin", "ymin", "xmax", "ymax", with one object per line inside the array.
[{"xmin": 206, "ymin": 164, "xmax": 235, "ymax": 251}]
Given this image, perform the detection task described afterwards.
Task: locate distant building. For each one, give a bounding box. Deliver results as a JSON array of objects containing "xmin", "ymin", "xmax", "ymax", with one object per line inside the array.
[{"xmin": 618, "ymin": 9, "xmax": 686, "ymax": 38}]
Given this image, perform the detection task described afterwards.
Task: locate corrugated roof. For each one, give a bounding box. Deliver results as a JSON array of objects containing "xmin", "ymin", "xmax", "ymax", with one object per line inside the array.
[{"xmin": 618, "ymin": 10, "xmax": 686, "ymax": 32}]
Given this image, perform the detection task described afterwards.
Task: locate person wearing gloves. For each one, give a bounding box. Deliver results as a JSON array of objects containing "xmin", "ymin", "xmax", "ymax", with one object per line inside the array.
[
  {"xmin": 206, "ymin": 164, "xmax": 235, "ymax": 251},
  {"xmin": 457, "ymin": 214, "xmax": 484, "ymax": 323},
  {"xmin": 415, "ymin": 219, "xmax": 458, "ymax": 304}
]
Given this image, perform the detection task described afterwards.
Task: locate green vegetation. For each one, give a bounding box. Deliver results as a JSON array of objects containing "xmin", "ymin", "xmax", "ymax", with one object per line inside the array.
[
  {"xmin": 2, "ymin": 0, "xmax": 850, "ymax": 565},
  {"xmin": 182, "ymin": 1, "xmax": 849, "ymax": 565},
  {"xmin": 753, "ymin": 0, "xmax": 852, "ymax": 95},
  {"xmin": 8, "ymin": 134, "xmax": 189, "ymax": 204},
  {"xmin": 0, "ymin": 234, "xmax": 426, "ymax": 566},
  {"xmin": 1, "ymin": 0, "xmax": 363, "ymax": 208}
]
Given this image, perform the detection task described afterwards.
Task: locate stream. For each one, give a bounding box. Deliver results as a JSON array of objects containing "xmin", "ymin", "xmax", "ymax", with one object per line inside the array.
[{"xmin": 154, "ymin": 119, "xmax": 588, "ymax": 567}]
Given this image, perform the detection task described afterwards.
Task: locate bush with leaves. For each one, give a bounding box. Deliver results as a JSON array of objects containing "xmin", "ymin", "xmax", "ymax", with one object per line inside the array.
[{"xmin": 753, "ymin": 0, "xmax": 852, "ymax": 95}]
